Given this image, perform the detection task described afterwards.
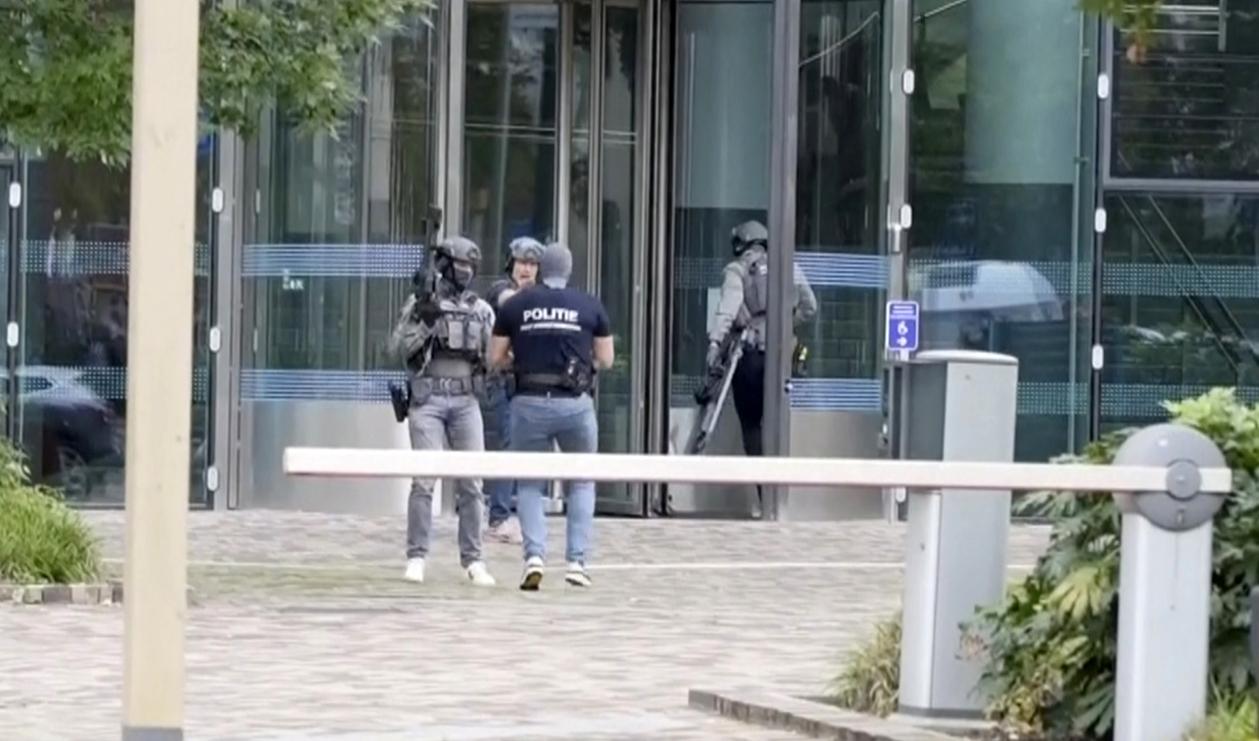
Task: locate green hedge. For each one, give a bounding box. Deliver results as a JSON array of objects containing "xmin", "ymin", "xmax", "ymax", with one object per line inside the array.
[{"xmin": 0, "ymin": 438, "xmax": 99, "ymax": 584}]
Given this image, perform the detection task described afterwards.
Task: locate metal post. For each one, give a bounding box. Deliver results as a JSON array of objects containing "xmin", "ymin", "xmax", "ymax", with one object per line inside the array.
[
  {"xmin": 898, "ymin": 351, "xmax": 1018, "ymax": 719},
  {"xmin": 121, "ymin": 1, "xmax": 199, "ymax": 739},
  {"xmin": 1112, "ymin": 424, "xmax": 1228, "ymax": 741},
  {"xmin": 764, "ymin": 0, "xmax": 801, "ymax": 520}
]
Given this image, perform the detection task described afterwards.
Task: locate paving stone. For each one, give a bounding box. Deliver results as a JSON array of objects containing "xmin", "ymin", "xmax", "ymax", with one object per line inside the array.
[
  {"xmin": 41, "ymin": 585, "xmax": 72, "ymax": 604},
  {"xmin": 0, "ymin": 510, "xmax": 1050, "ymax": 739}
]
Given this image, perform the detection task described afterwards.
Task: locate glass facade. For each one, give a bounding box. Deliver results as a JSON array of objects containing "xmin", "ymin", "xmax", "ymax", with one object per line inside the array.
[
  {"xmin": 794, "ymin": 0, "xmax": 885, "ymax": 411},
  {"xmin": 908, "ymin": 0, "xmax": 1094, "ymax": 463},
  {"xmin": 243, "ymin": 13, "xmax": 437, "ymax": 394},
  {"xmin": 2, "ymin": 147, "xmax": 214, "ymax": 506},
  {"xmin": 1100, "ymin": 2, "xmax": 1259, "ymax": 433},
  {"xmin": 8, "ymin": 0, "xmax": 1259, "ymax": 517},
  {"xmin": 1109, "ymin": 0, "xmax": 1259, "ymax": 180}
]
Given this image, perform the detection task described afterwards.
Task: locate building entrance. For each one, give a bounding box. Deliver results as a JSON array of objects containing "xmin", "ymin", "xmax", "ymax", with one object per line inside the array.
[{"xmin": 450, "ymin": 0, "xmax": 650, "ymax": 514}]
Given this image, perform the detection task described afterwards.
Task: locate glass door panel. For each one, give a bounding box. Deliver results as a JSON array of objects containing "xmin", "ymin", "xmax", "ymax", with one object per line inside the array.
[
  {"xmin": 239, "ymin": 14, "xmax": 439, "ymax": 511},
  {"xmin": 666, "ymin": 0, "xmax": 774, "ymax": 517},
  {"xmin": 15, "ymin": 149, "xmax": 214, "ymax": 506},
  {"xmin": 784, "ymin": 0, "xmax": 886, "ymax": 519},
  {"xmin": 463, "ymin": 2, "xmax": 561, "ymax": 273}
]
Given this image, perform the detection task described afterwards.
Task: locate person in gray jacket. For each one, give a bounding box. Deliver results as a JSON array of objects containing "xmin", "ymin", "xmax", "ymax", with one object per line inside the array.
[
  {"xmin": 390, "ymin": 236, "xmax": 497, "ymax": 587},
  {"xmin": 706, "ymin": 221, "xmax": 817, "ymax": 511}
]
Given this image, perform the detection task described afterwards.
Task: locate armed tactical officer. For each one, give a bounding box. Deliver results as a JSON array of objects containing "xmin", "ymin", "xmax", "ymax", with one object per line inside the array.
[
  {"xmin": 490, "ymin": 242, "xmax": 614, "ymax": 591},
  {"xmin": 482, "ymin": 236, "xmax": 545, "ymax": 544},
  {"xmin": 708, "ymin": 220, "xmax": 818, "ymax": 464},
  {"xmin": 389, "ymin": 236, "xmax": 497, "ymax": 587}
]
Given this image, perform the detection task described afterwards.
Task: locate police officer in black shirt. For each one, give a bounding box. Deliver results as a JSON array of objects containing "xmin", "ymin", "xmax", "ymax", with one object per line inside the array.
[{"xmin": 489, "ymin": 242, "xmax": 614, "ymax": 591}]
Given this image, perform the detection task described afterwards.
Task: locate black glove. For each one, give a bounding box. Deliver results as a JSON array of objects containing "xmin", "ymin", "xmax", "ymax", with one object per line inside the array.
[
  {"xmin": 705, "ymin": 341, "xmax": 722, "ymax": 369},
  {"xmin": 413, "ymin": 299, "xmax": 442, "ymax": 324}
]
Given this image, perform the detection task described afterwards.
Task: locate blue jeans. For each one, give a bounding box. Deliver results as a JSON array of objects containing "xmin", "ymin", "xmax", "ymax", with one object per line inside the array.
[
  {"xmin": 510, "ymin": 393, "xmax": 598, "ymax": 565},
  {"xmin": 484, "ymin": 381, "xmax": 517, "ymax": 526}
]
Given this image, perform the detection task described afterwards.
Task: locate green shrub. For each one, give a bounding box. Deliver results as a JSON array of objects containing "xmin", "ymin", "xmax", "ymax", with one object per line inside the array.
[
  {"xmin": 1185, "ymin": 690, "xmax": 1257, "ymax": 741},
  {"xmin": 970, "ymin": 388, "xmax": 1259, "ymax": 738},
  {"xmin": 829, "ymin": 613, "xmax": 901, "ymax": 717},
  {"xmin": 0, "ymin": 438, "xmax": 100, "ymax": 584}
]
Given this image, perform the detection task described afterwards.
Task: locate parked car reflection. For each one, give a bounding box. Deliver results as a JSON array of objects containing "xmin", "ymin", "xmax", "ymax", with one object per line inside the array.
[{"xmin": 2, "ymin": 365, "xmax": 124, "ymax": 502}]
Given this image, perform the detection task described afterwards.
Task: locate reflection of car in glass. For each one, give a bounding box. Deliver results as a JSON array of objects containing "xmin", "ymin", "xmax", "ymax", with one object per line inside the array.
[
  {"xmin": 911, "ymin": 260, "xmax": 1065, "ymax": 351},
  {"xmin": 1, "ymin": 366, "xmax": 124, "ymax": 501}
]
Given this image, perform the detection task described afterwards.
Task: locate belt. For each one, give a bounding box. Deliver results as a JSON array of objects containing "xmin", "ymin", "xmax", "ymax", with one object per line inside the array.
[
  {"xmin": 413, "ymin": 376, "xmax": 474, "ymax": 396},
  {"xmin": 515, "ymin": 372, "xmax": 582, "ymax": 398}
]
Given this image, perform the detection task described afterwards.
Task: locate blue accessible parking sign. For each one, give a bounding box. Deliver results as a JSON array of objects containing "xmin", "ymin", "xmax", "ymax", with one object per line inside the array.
[{"xmin": 885, "ymin": 300, "xmax": 920, "ymax": 354}]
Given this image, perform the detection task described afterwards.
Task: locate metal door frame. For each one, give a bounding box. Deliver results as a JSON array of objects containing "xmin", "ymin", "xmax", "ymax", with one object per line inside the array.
[{"xmin": 1, "ymin": 154, "xmax": 18, "ymax": 438}]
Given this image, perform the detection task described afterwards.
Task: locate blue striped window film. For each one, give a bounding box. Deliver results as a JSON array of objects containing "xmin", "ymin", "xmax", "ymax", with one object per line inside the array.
[{"xmin": 233, "ymin": 244, "xmax": 1243, "ymax": 419}]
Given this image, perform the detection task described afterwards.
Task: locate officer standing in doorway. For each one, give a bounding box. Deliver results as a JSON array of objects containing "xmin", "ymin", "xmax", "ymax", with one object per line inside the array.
[
  {"xmin": 489, "ymin": 242, "xmax": 614, "ymax": 591},
  {"xmin": 482, "ymin": 236, "xmax": 545, "ymax": 544},
  {"xmin": 707, "ymin": 220, "xmax": 818, "ymax": 513},
  {"xmin": 390, "ymin": 236, "xmax": 497, "ymax": 587}
]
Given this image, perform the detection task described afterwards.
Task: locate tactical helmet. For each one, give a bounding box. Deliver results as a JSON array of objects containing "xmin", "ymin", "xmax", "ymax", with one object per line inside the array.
[
  {"xmin": 433, "ymin": 236, "xmax": 481, "ymax": 290},
  {"xmin": 504, "ymin": 236, "xmax": 545, "ymax": 274},
  {"xmin": 731, "ymin": 220, "xmax": 769, "ymax": 255}
]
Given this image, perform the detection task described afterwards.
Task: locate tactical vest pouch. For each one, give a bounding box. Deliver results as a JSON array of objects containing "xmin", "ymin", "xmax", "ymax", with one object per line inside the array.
[{"xmin": 439, "ymin": 310, "xmax": 484, "ymax": 357}]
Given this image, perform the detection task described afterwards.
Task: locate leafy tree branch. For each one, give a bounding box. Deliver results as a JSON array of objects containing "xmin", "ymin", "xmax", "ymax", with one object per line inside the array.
[
  {"xmin": 1081, "ymin": 0, "xmax": 1163, "ymax": 61},
  {"xmin": 0, "ymin": 0, "xmax": 430, "ymax": 165}
]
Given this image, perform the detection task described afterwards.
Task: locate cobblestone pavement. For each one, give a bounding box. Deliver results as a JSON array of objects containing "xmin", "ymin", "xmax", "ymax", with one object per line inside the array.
[{"xmin": 1, "ymin": 511, "xmax": 1049, "ymax": 739}]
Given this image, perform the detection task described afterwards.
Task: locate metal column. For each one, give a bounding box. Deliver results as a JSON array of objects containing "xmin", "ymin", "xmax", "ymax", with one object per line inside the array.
[{"xmin": 764, "ymin": 0, "xmax": 801, "ymax": 520}]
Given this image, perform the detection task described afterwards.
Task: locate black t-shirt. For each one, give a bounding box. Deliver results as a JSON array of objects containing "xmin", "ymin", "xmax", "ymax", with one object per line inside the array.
[
  {"xmin": 486, "ymin": 278, "xmax": 515, "ymax": 310},
  {"xmin": 492, "ymin": 284, "xmax": 611, "ymax": 375}
]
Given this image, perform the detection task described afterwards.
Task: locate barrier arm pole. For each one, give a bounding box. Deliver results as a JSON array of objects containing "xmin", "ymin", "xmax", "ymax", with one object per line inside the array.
[
  {"xmin": 122, "ymin": 1, "xmax": 200, "ymax": 739},
  {"xmin": 282, "ymin": 447, "xmax": 1231, "ymax": 496}
]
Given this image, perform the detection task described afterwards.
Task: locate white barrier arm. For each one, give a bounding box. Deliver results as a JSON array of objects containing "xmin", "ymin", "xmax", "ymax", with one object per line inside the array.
[{"xmin": 282, "ymin": 447, "xmax": 1232, "ymax": 495}]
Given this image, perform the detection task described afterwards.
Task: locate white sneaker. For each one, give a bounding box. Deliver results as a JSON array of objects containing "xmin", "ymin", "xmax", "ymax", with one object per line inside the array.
[
  {"xmin": 465, "ymin": 561, "xmax": 497, "ymax": 587},
  {"xmin": 565, "ymin": 562, "xmax": 592, "ymax": 588},
  {"xmin": 404, "ymin": 557, "xmax": 425, "ymax": 583},
  {"xmin": 520, "ymin": 556, "xmax": 545, "ymax": 591},
  {"xmin": 486, "ymin": 517, "xmax": 523, "ymax": 545}
]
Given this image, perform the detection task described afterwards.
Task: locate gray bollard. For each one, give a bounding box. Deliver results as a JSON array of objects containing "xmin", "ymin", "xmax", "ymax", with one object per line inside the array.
[
  {"xmin": 897, "ymin": 351, "xmax": 1018, "ymax": 719},
  {"xmin": 1112, "ymin": 424, "xmax": 1228, "ymax": 741}
]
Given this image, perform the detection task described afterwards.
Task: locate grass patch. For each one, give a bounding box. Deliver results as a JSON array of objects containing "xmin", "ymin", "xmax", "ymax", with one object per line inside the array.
[{"xmin": 829, "ymin": 612, "xmax": 901, "ymax": 717}]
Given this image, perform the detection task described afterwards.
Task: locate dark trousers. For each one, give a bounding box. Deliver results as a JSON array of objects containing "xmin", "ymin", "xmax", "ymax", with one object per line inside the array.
[
  {"xmin": 732, "ymin": 345, "xmax": 766, "ymax": 514},
  {"xmin": 731, "ymin": 345, "xmax": 766, "ymax": 457}
]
